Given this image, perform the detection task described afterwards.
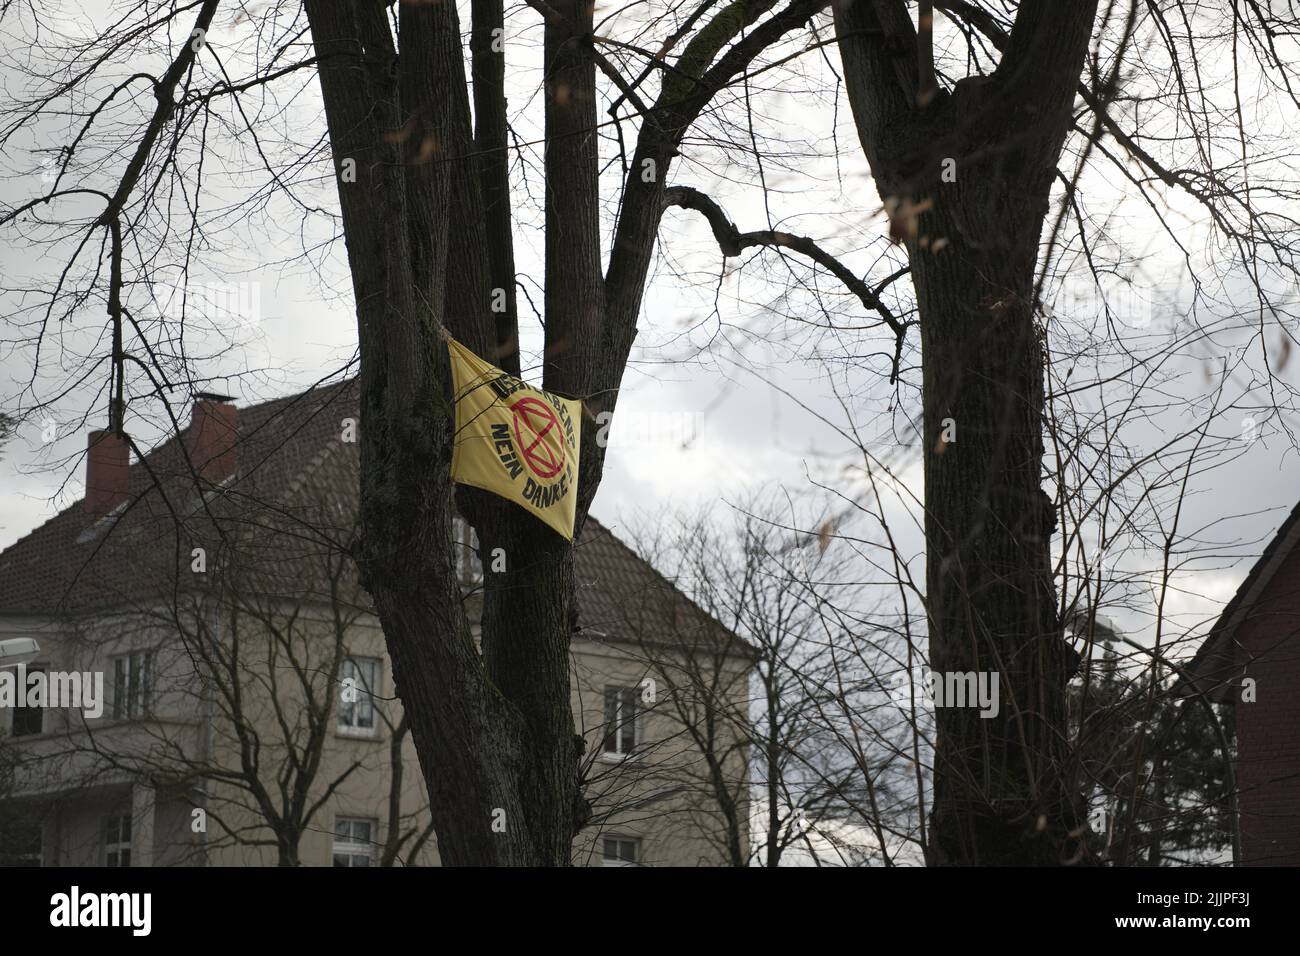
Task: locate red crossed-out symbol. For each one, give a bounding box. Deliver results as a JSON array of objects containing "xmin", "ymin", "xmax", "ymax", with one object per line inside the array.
[{"xmin": 510, "ymin": 396, "xmax": 565, "ymax": 480}]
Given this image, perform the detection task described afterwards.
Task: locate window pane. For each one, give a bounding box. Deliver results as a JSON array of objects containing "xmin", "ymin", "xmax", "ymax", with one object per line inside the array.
[
  {"xmin": 356, "ymin": 660, "xmax": 376, "ymax": 727},
  {"xmin": 603, "ymin": 838, "xmax": 639, "ymax": 864},
  {"xmin": 12, "ymin": 667, "xmax": 44, "ymax": 736},
  {"xmin": 338, "ymin": 660, "xmax": 356, "ymax": 727},
  {"xmin": 128, "ymin": 658, "xmax": 138, "ymax": 718},
  {"xmin": 334, "ymin": 818, "xmax": 375, "ymax": 867},
  {"xmin": 454, "ymin": 518, "xmax": 467, "ymax": 581},
  {"xmin": 140, "ymin": 652, "xmax": 154, "ymax": 715},
  {"xmin": 339, "ymin": 658, "xmax": 379, "ymax": 730},
  {"xmin": 621, "ymin": 698, "xmax": 637, "ymax": 753},
  {"xmin": 468, "ymin": 528, "xmax": 482, "ymax": 580},
  {"xmin": 603, "ymin": 690, "xmax": 620, "ymax": 753},
  {"xmin": 0, "ymin": 822, "xmax": 42, "ymax": 867},
  {"xmin": 114, "ymin": 658, "xmax": 127, "ymax": 719},
  {"xmin": 452, "ymin": 519, "xmax": 484, "ymax": 584}
]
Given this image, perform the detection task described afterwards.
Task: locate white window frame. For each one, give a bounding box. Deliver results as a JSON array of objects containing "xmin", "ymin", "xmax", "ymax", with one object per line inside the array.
[
  {"xmin": 104, "ymin": 813, "xmax": 132, "ymax": 868},
  {"xmin": 337, "ymin": 657, "xmax": 381, "ymax": 736},
  {"xmin": 602, "ymin": 836, "xmax": 641, "ymax": 867},
  {"xmin": 602, "ymin": 686, "xmax": 641, "ymax": 758},
  {"xmin": 111, "ymin": 650, "xmax": 154, "ymax": 720},
  {"xmin": 453, "ymin": 517, "xmax": 482, "ymax": 585},
  {"xmin": 333, "ymin": 817, "xmax": 377, "ymax": 867}
]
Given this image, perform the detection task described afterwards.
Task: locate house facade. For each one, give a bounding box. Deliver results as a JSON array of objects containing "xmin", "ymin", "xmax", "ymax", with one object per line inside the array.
[
  {"xmin": 0, "ymin": 383, "xmax": 750, "ymax": 866},
  {"xmin": 1183, "ymin": 498, "xmax": 1300, "ymax": 865}
]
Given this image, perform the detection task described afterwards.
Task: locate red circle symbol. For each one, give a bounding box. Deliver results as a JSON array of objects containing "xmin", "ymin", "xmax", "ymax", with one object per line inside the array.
[{"xmin": 511, "ymin": 396, "xmax": 565, "ymax": 480}]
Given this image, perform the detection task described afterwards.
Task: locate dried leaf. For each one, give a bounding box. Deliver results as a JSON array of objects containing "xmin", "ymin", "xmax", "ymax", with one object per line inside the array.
[
  {"xmin": 818, "ymin": 520, "xmax": 833, "ymax": 554},
  {"xmin": 1275, "ymin": 333, "xmax": 1292, "ymax": 372}
]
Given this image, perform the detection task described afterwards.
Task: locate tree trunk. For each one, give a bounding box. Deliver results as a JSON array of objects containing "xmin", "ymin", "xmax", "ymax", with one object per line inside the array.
[
  {"xmin": 834, "ymin": 0, "xmax": 1099, "ymax": 864},
  {"xmin": 303, "ymin": 0, "xmax": 829, "ymax": 865},
  {"xmin": 914, "ymin": 194, "xmax": 1083, "ymax": 865},
  {"xmin": 306, "ymin": 0, "xmax": 540, "ymax": 866}
]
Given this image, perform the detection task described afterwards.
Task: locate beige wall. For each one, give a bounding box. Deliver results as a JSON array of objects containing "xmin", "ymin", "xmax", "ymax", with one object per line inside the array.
[
  {"xmin": 569, "ymin": 634, "xmax": 751, "ymax": 866},
  {"xmin": 2, "ymin": 605, "xmax": 749, "ymax": 867}
]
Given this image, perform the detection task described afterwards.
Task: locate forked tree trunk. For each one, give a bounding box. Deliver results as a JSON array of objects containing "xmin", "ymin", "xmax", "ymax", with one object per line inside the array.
[
  {"xmin": 306, "ymin": 0, "xmax": 543, "ymax": 866},
  {"xmin": 835, "ymin": 0, "xmax": 1099, "ymax": 864},
  {"xmin": 304, "ymin": 0, "xmax": 826, "ymax": 864}
]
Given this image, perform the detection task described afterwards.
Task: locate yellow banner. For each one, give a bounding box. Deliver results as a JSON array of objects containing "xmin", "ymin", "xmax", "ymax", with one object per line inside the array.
[{"xmin": 447, "ymin": 335, "xmax": 581, "ymax": 540}]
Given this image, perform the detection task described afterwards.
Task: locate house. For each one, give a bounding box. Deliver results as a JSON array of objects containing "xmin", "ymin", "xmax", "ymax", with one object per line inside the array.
[
  {"xmin": 0, "ymin": 381, "xmax": 751, "ymax": 866},
  {"xmin": 1182, "ymin": 498, "xmax": 1300, "ymax": 864}
]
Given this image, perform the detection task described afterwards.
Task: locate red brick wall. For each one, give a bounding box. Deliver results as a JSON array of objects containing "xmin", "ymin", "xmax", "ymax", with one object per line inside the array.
[{"xmin": 1234, "ymin": 548, "xmax": 1300, "ymax": 864}]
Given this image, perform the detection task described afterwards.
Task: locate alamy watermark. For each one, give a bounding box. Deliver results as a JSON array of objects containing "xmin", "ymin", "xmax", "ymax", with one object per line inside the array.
[
  {"xmin": 883, "ymin": 665, "xmax": 1001, "ymax": 718},
  {"xmin": 1044, "ymin": 276, "xmax": 1159, "ymax": 330},
  {"xmin": 50, "ymin": 886, "xmax": 151, "ymax": 936},
  {"xmin": 0, "ymin": 663, "xmax": 103, "ymax": 718},
  {"xmin": 148, "ymin": 279, "xmax": 261, "ymax": 332},
  {"xmin": 594, "ymin": 410, "xmax": 703, "ymax": 449}
]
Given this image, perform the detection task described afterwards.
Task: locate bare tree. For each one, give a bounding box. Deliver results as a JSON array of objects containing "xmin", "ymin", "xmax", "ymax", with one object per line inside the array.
[
  {"xmin": 0, "ymin": 0, "xmax": 849, "ymax": 865},
  {"xmin": 610, "ymin": 499, "xmax": 917, "ymax": 866},
  {"xmin": 4, "ymin": 0, "xmax": 1299, "ymax": 868},
  {"xmin": 3, "ymin": 477, "xmax": 436, "ymax": 865},
  {"xmin": 821, "ymin": 0, "xmax": 1300, "ymax": 864}
]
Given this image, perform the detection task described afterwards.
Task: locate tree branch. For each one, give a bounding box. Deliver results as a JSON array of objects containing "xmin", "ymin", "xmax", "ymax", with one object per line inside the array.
[
  {"xmin": 917, "ymin": 1, "xmax": 937, "ymax": 107},
  {"xmin": 664, "ymin": 184, "xmax": 911, "ymax": 381},
  {"xmin": 472, "ymin": 0, "xmax": 520, "ymax": 373}
]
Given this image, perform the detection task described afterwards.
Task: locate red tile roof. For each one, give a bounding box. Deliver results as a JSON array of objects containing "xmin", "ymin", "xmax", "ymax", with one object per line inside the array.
[{"xmin": 0, "ymin": 379, "xmax": 742, "ymax": 654}]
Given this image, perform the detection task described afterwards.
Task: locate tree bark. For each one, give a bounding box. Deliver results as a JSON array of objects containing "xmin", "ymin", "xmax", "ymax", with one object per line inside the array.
[
  {"xmin": 306, "ymin": 0, "xmax": 535, "ymax": 866},
  {"xmin": 304, "ymin": 0, "xmax": 829, "ymax": 865},
  {"xmin": 835, "ymin": 0, "xmax": 1099, "ymax": 864}
]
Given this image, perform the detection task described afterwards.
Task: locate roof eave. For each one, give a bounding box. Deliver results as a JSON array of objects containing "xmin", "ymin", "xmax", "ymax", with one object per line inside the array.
[{"xmin": 1176, "ymin": 496, "xmax": 1300, "ymax": 703}]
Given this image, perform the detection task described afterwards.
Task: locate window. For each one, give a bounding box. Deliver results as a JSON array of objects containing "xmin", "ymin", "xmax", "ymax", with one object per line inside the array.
[
  {"xmin": 338, "ymin": 657, "xmax": 380, "ymax": 733},
  {"xmin": 603, "ymin": 837, "xmax": 641, "ymax": 867},
  {"xmin": 453, "ymin": 517, "xmax": 482, "ymax": 585},
  {"xmin": 112, "ymin": 651, "xmax": 154, "ymax": 719},
  {"xmin": 333, "ymin": 818, "xmax": 376, "ymax": 867},
  {"xmin": 602, "ymin": 687, "xmax": 640, "ymax": 757},
  {"xmin": 0, "ymin": 823, "xmax": 42, "ymax": 867},
  {"xmin": 11, "ymin": 665, "xmax": 44, "ymax": 736},
  {"xmin": 104, "ymin": 813, "xmax": 132, "ymax": 868}
]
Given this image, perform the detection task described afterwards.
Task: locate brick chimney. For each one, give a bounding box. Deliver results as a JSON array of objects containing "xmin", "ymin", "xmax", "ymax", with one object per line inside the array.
[
  {"xmin": 84, "ymin": 429, "xmax": 130, "ymax": 516},
  {"xmin": 189, "ymin": 392, "xmax": 239, "ymax": 484}
]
